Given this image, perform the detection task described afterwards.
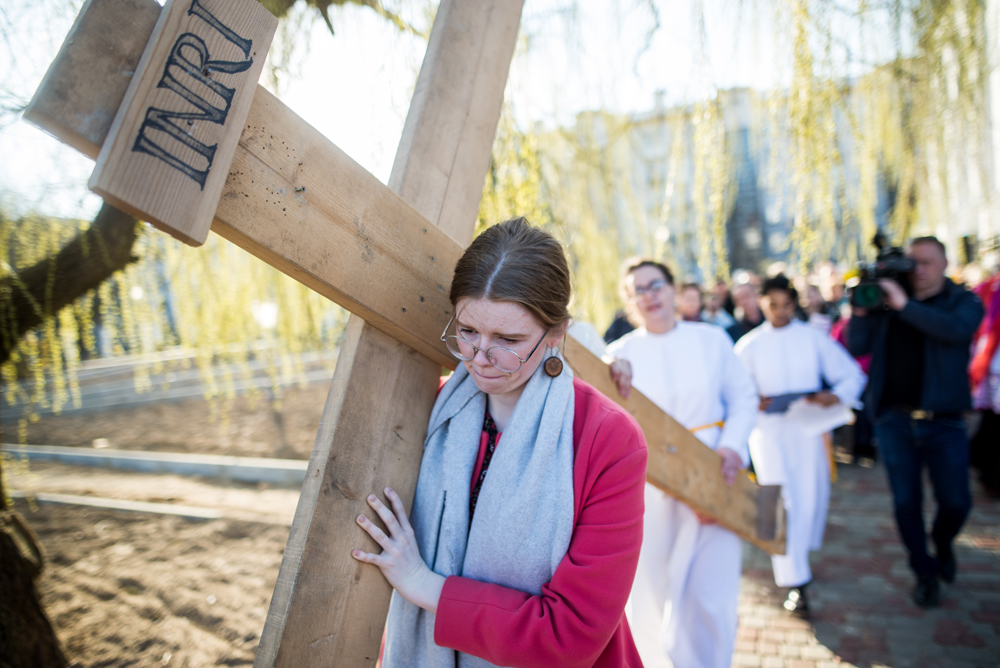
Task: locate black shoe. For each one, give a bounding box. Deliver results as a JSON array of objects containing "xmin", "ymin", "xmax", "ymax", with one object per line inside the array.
[
  {"xmin": 783, "ymin": 585, "xmax": 810, "ymax": 616},
  {"xmin": 938, "ymin": 549, "xmax": 957, "ymax": 584},
  {"xmin": 913, "ymin": 574, "xmax": 940, "ymax": 608}
]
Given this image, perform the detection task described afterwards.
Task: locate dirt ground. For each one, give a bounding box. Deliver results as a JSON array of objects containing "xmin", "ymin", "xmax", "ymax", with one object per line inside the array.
[
  {"xmin": 12, "ymin": 498, "xmax": 290, "ymax": 667},
  {"xmin": 4, "ymin": 381, "xmax": 332, "ymax": 667}
]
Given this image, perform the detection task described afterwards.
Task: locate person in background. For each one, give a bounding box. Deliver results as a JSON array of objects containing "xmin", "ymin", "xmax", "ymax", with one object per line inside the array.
[
  {"xmin": 830, "ymin": 303, "xmax": 875, "ymax": 462},
  {"xmin": 607, "ymin": 259, "xmax": 758, "ymax": 668},
  {"xmin": 677, "ymin": 282, "xmax": 705, "ymax": 322},
  {"xmin": 604, "ymin": 309, "xmax": 635, "ymax": 344},
  {"xmin": 713, "ymin": 279, "xmax": 736, "ymax": 316},
  {"xmin": 704, "ymin": 289, "xmax": 737, "ymax": 328},
  {"xmin": 726, "ymin": 282, "xmax": 765, "ymax": 342},
  {"xmin": 736, "ymin": 275, "xmax": 866, "ymax": 616},
  {"xmin": 848, "ymin": 236, "xmax": 984, "ymax": 608},
  {"xmin": 970, "ymin": 259, "xmax": 1000, "ymax": 496},
  {"xmin": 803, "ymin": 284, "xmax": 834, "ymax": 334}
]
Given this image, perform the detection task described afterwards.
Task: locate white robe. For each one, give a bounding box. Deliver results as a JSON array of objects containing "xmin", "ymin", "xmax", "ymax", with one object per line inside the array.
[
  {"xmin": 607, "ymin": 322, "xmax": 758, "ymax": 668},
  {"xmin": 734, "ymin": 320, "xmax": 866, "ymax": 587}
]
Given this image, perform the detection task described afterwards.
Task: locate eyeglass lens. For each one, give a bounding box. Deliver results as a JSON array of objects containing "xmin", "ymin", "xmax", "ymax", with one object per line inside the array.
[
  {"xmin": 633, "ymin": 279, "xmax": 666, "ymax": 297},
  {"xmin": 445, "ymin": 336, "xmax": 523, "ymax": 373}
]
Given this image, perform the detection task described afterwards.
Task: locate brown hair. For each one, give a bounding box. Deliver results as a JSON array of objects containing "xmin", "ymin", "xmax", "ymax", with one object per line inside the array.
[
  {"xmin": 619, "ymin": 257, "xmax": 676, "ymax": 326},
  {"xmin": 449, "ymin": 217, "xmax": 572, "ymax": 330},
  {"xmin": 910, "ymin": 236, "xmax": 947, "ymax": 257}
]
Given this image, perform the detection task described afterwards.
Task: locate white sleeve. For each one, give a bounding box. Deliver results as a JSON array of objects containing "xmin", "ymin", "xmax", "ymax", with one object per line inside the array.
[
  {"xmin": 716, "ymin": 334, "xmax": 759, "ymax": 467},
  {"xmin": 817, "ymin": 333, "xmax": 867, "ymax": 407},
  {"xmin": 604, "ymin": 336, "xmax": 630, "ymax": 364}
]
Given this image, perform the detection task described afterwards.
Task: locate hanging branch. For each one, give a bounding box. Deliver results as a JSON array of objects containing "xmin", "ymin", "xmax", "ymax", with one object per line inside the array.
[{"xmin": 0, "ymin": 204, "xmax": 139, "ymax": 365}]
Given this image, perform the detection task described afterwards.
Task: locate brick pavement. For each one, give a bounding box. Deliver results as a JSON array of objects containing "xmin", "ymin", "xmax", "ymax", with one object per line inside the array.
[{"xmin": 734, "ymin": 461, "xmax": 1000, "ymax": 668}]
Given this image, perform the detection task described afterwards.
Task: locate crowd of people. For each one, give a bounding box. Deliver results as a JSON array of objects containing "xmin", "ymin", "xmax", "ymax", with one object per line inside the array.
[
  {"xmin": 347, "ymin": 216, "xmax": 996, "ymax": 668},
  {"xmin": 601, "ymin": 238, "xmax": 997, "ymax": 665}
]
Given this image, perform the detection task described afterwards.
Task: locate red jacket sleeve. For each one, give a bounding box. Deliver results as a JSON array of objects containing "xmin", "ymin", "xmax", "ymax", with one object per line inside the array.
[{"xmin": 433, "ymin": 408, "xmax": 647, "ymax": 668}]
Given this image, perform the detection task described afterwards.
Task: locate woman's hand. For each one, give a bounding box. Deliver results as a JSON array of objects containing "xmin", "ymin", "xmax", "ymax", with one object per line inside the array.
[
  {"xmin": 352, "ymin": 487, "xmax": 445, "ymax": 614},
  {"xmin": 758, "ymin": 395, "xmax": 773, "ymax": 412},
  {"xmin": 609, "ymin": 358, "xmax": 633, "ymax": 398}
]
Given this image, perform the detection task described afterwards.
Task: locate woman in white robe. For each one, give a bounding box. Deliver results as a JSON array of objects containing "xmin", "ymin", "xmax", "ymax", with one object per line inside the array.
[
  {"xmin": 607, "ymin": 260, "xmax": 759, "ymax": 668},
  {"xmin": 734, "ymin": 274, "xmax": 865, "ymax": 613}
]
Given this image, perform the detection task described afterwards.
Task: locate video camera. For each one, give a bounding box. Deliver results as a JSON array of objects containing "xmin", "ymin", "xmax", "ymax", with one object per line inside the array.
[{"xmin": 847, "ymin": 232, "xmax": 915, "ymax": 309}]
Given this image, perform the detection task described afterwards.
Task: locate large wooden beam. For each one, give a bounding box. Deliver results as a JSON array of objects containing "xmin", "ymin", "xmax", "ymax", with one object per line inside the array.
[
  {"xmin": 257, "ymin": 2, "xmax": 524, "ymax": 665},
  {"xmin": 24, "ymin": 0, "xmax": 784, "ymax": 554}
]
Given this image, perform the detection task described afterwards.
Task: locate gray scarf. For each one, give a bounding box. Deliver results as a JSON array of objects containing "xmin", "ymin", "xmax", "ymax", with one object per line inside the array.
[{"xmin": 382, "ymin": 351, "xmax": 576, "ymax": 668}]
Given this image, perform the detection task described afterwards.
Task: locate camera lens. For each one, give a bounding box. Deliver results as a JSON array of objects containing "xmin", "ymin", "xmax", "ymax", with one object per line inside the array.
[{"xmin": 852, "ymin": 283, "xmax": 882, "ymax": 309}]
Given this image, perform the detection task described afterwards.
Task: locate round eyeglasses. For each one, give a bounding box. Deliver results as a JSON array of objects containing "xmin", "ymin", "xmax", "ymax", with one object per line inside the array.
[{"xmin": 440, "ymin": 314, "xmax": 548, "ymax": 373}]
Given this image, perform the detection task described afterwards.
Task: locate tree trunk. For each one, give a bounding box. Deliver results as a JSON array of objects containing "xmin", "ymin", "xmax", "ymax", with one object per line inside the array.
[
  {"xmin": 0, "ymin": 202, "xmax": 139, "ymax": 665},
  {"xmin": 0, "ymin": 203, "xmax": 140, "ymax": 365},
  {"xmin": 0, "ymin": 462, "xmax": 69, "ymax": 668}
]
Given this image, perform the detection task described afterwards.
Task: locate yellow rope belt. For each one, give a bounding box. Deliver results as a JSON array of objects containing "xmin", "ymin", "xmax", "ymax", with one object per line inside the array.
[{"xmin": 689, "ymin": 420, "xmax": 724, "ymax": 433}]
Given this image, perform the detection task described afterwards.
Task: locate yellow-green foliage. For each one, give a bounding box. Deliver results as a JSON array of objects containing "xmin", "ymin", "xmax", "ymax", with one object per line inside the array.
[
  {"xmin": 764, "ymin": 0, "xmax": 990, "ymax": 269},
  {"xmin": 1, "ymin": 214, "xmax": 347, "ymax": 441}
]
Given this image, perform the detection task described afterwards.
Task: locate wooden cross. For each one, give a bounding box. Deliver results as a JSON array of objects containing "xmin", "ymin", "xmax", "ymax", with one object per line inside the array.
[{"xmin": 25, "ymin": 0, "xmax": 785, "ymax": 664}]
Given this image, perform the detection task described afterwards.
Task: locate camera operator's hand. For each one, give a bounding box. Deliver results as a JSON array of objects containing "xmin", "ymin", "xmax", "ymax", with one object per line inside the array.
[{"xmin": 877, "ymin": 278, "xmax": 909, "ymax": 311}]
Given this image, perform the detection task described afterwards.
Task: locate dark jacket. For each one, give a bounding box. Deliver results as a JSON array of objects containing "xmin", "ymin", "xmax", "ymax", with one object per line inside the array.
[{"xmin": 848, "ymin": 278, "xmax": 984, "ymax": 419}]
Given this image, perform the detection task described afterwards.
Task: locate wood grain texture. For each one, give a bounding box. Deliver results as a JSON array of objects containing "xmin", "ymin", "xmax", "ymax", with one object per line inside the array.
[
  {"xmin": 88, "ymin": 0, "xmax": 276, "ymax": 246},
  {"xmin": 24, "ymin": 0, "xmax": 161, "ymax": 160},
  {"xmin": 212, "ymin": 86, "xmax": 461, "ymax": 369},
  {"xmin": 389, "ymin": 0, "xmax": 524, "ymax": 247}
]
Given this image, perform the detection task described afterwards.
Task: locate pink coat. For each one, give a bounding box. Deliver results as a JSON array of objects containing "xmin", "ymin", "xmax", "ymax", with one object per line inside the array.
[{"xmin": 434, "ymin": 377, "xmax": 648, "ymax": 667}]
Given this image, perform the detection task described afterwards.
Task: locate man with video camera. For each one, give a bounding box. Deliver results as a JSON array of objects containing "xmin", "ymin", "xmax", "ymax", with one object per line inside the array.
[{"xmin": 848, "ymin": 236, "xmax": 984, "ymax": 608}]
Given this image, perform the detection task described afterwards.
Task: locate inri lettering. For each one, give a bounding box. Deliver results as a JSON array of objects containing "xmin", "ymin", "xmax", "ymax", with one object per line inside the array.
[{"xmin": 132, "ymin": 0, "xmax": 254, "ymax": 189}]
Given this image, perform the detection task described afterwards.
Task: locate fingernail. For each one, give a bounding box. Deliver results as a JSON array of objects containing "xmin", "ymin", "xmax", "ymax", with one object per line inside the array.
[
  {"xmin": 385, "ymin": 487, "xmax": 393, "ymax": 496},
  {"xmin": 357, "ymin": 515, "xmax": 365, "ymax": 523},
  {"xmin": 352, "ymin": 549, "xmax": 360, "ymax": 557},
  {"xmin": 367, "ymin": 494, "xmax": 376, "ymax": 502}
]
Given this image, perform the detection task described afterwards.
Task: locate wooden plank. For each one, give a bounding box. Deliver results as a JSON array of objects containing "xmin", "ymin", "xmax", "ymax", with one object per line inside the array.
[
  {"xmin": 89, "ymin": 0, "xmax": 277, "ymax": 246},
  {"xmin": 212, "ymin": 85, "xmax": 461, "ymax": 369},
  {"xmin": 255, "ymin": 318, "xmax": 439, "ymax": 666},
  {"xmin": 389, "ymin": 0, "xmax": 524, "ymax": 246},
  {"xmin": 259, "ymin": 3, "xmax": 525, "ymax": 664},
  {"xmin": 24, "ymin": 0, "xmax": 785, "ymax": 552},
  {"xmin": 24, "ymin": 0, "xmax": 161, "ymax": 160},
  {"xmin": 563, "ymin": 337, "xmax": 786, "ymax": 554}
]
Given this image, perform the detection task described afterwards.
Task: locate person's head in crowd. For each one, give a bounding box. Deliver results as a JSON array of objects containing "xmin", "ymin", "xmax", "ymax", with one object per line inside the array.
[
  {"xmin": 803, "ymin": 285, "xmax": 825, "ymax": 315},
  {"xmin": 706, "ymin": 290, "xmax": 724, "ymax": 316},
  {"xmin": 828, "ymin": 282, "xmax": 845, "ymax": 305},
  {"xmin": 760, "ymin": 274, "xmax": 799, "ymax": 329},
  {"xmin": 907, "ymin": 236, "xmax": 949, "ymax": 299},
  {"xmin": 620, "ymin": 258, "xmax": 676, "ymax": 333},
  {"xmin": 732, "ymin": 282, "xmax": 762, "ymax": 323},
  {"xmin": 677, "ymin": 283, "xmax": 703, "ymax": 322},
  {"xmin": 447, "ymin": 217, "xmax": 570, "ymax": 399}
]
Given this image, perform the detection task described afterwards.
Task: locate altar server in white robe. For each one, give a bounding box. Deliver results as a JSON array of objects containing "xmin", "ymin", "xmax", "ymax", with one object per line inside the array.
[
  {"xmin": 735, "ymin": 274, "xmax": 865, "ymax": 615},
  {"xmin": 607, "ymin": 259, "xmax": 759, "ymax": 668}
]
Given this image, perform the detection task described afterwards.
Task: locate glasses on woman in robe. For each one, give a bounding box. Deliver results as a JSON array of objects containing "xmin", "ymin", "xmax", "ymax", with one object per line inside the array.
[{"xmin": 440, "ymin": 314, "xmax": 549, "ymax": 373}]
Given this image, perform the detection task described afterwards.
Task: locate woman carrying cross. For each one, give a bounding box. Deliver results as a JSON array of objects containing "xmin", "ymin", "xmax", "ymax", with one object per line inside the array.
[{"xmin": 351, "ymin": 217, "xmax": 648, "ymax": 667}]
